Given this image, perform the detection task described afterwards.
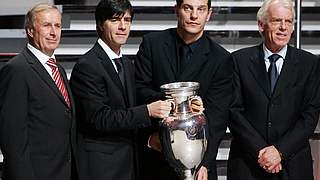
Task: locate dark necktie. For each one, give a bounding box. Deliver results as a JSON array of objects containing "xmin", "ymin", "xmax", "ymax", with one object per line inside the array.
[
  {"xmin": 113, "ymin": 57, "xmax": 125, "ymax": 88},
  {"xmin": 268, "ymin": 54, "xmax": 281, "ymax": 93},
  {"xmin": 180, "ymin": 45, "xmax": 192, "ymax": 72},
  {"xmin": 46, "ymin": 58, "xmax": 70, "ymax": 107}
]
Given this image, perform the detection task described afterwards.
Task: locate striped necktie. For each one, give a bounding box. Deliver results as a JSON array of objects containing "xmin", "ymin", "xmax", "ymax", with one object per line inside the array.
[{"xmin": 46, "ymin": 58, "xmax": 70, "ymax": 107}]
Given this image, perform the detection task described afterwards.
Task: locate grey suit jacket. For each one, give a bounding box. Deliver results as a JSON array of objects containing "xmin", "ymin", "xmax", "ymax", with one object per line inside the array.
[{"xmin": 0, "ymin": 47, "xmax": 77, "ymax": 180}]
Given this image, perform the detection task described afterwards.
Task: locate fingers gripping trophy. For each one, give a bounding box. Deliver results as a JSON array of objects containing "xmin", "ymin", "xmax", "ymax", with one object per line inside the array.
[{"xmin": 159, "ymin": 82, "xmax": 207, "ymax": 180}]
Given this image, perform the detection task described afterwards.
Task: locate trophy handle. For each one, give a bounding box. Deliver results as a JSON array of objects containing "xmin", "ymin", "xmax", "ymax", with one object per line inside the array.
[
  {"xmin": 189, "ymin": 95, "xmax": 204, "ymax": 113},
  {"xmin": 165, "ymin": 98, "xmax": 176, "ymax": 115}
]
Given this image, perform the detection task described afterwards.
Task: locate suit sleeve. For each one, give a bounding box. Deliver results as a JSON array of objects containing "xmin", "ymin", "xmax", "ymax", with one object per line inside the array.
[
  {"xmin": 201, "ymin": 54, "xmax": 233, "ymax": 169},
  {"xmin": 135, "ymin": 35, "xmax": 165, "ymax": 104},
  {"xmin": 229, "ymin": 56, "xmax": 268, "ymax": 157},
  {"xmin": 134, "ymin": 35, "xmax": 168, "ymax": 149},
  {"xmin": 0, "ymin": 64, "xmax": 36, "ymax": 180},
  {"xmin": 274, "ymin": 55, "xmax": 320, "ymax": 161},
  {"xmin": 70, "ymin": 60, "xmax": 151, "ymax": 131}
]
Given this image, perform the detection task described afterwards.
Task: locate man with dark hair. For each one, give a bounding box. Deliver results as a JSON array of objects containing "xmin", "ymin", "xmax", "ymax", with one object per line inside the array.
[
  {"xmin": 0, "ymin": 3, "xmax": 78, "ymax": 180},
  {"xmin": 228, "ymin": 0, "xmax": 320, "ymax": 179},
  {"xmin": 135, "ymin": 0, "xmax": 233, "ymax": 180},
  {"xmin": 70, "ymin": 0, "xmax": 171, "ymax": 180},
  {"xmin": 175, "ymin": 0, "xmax": 211, "ymax": 8}
]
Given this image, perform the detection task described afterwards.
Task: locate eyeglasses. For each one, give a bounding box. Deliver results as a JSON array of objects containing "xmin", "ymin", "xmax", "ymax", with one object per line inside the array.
[{"xmin": 269, "ymin": 18, "xmax": 294, "ymax": 27}]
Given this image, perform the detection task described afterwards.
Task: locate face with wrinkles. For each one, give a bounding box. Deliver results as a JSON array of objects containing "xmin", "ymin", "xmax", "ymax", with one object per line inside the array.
[
  {"xmin": 258, "ymin": 2, "xmax": 294, "ymax": 52},
  {"xmin": 27, "ymin": 9, "xmax": 62, "ymax": 56}
]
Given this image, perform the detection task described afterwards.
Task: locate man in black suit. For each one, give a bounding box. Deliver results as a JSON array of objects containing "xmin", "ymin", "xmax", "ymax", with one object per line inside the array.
[
  {"xmin": 135, "ymin": 0, "xmax": 233, "ymax": 179},
  {"xmin": 228, "ymin": 0, "xmax": 320, "ymax": 179},
  {"xmin": 69, "ymin": 0, "xmax": 171, "ymax": 180},
  {"xmin": 0, "ymin": 4, "xmax": 78, "ymax": 180}
]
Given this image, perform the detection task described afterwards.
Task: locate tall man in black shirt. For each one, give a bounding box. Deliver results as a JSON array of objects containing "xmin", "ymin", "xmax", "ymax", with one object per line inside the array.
[{"xmin": 135, "ymin": 0, "xmax": 233, "ymax": 179}]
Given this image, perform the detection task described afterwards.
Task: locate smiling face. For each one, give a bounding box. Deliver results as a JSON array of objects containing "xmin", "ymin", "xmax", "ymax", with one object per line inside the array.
[
  {"xmin": 27, "ymin": 9, "xmax": 62, "ymax": 56},
  {"xmin": 175, "ymin": 0, "xmax": 212, "ymax": 43},
  {"xmin": 99, "ymin": 11, "xmax": 132, "ymax": 55},
  {"xmin": 258, "ymin": 2, "xmax": 294, "ymax": 53}
]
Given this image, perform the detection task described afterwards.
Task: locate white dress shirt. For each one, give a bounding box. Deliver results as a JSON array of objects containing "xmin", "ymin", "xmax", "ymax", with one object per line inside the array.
[
  {"xmin": 97, "ymin": 38, "xmax": 123, "ymax": 73},
  {"xmin": 27, "ymin": 43, "xmax": 56, "ymax": 79},
  {"xmin": 263, "ymin": 44, "xmax": 287, "ymax": 74}
]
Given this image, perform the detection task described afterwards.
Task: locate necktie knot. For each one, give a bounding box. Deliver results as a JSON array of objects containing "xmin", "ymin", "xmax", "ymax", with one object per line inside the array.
[
  {"xmin": 46, "ymin": 58, "xmax": 57, "ymax": 70},
  {"xmin": 268, "ymin": 54, "xmax": 281, "ymax": 63},
  {"xmin": 113, "ymin": 57, "xmax": 125, "ymax": 88},
  {"xmin": 113, "ymin": 58, "xmax": 123, "ymax": 72}
]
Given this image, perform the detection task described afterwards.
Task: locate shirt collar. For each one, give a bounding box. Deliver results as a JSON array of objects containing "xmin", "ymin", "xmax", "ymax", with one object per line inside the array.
[
  {"xmin": 176, "ymin": 32, "xmax": 205, "ymax": 53},
  {"xmin": 263, "ymin": 44, "xmax": 287, "ymax": 62},
  {"xmin": 27, "ymin": 43, "xmax": 55, "ymax": 64},
  {"xmin": 97, "ymin": 38, "xmax": 122, "ymax": 60}
]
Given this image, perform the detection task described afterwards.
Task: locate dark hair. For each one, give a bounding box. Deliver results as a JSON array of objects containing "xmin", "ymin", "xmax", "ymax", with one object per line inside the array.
[
  {"xmin": 176, "ymin": 0, "xmax": 211, "ymax": 8},
  {"xmin": 95, "ymin": 0, "xmax": 133, "ymax": 37}
]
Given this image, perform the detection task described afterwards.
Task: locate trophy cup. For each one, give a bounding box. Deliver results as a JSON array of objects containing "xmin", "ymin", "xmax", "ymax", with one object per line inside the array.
[{"xmin": 159, "ymin": 82, "xmax": 207, "ymax": 180}]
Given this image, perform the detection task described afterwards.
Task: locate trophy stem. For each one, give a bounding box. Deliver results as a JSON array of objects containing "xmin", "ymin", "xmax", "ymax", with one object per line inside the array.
[{"xmin": 184, "ymin": 170, "xmax": 194, "ymax": 180}]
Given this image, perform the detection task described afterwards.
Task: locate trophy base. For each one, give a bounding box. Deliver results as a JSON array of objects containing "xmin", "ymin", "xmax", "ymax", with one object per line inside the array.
[{"xmin": 184, "ymin": 170, "xmax": 194, "ymax": 180}]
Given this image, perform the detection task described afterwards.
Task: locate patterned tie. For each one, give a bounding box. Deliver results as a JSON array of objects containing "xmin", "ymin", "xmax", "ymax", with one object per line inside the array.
[
  {"xmin": 46, "ymin": 58, "xmax": 70, "ymax": 107},
  {"xmin": 113, "ymin": 57, "xmax": 125, "ymax": 88},
  {"xmin": 268, "ymin": 54, "xmax": 281, "ymax": 93}
]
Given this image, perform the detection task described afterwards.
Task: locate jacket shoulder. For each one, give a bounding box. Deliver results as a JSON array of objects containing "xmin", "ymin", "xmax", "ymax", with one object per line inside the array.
[
  {"xmin": 3, "ymin": 51, "xmax": 29, "ymax": 70},
  {"xmin": 232, "ymin": 46, "xmax": 259, "ymax": 57},
  {"xmin": 206, "ymin": 36, "xmax": 230, "ymax": 56},
  {"xmin": 291, "ymin": 46, "xmax": 318, "ymax": 62},
  {"xmin": 142, "ymin": 28, "xmax": 175, "ymax": 42}
]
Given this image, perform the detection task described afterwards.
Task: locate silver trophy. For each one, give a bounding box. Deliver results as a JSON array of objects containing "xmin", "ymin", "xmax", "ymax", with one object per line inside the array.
[{"xmin": 159, "ymin": 82, "xmax": 207, "ymax": 180}]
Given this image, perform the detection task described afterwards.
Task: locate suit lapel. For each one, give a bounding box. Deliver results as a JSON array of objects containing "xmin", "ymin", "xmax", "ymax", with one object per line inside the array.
[
  {"xmin": 273, "ymin": 46, "xmax": 298, "ymax": 98},
  {"xmin": 23, "ymin": 48, "xmax": 69, "ymax": 107},
  {"xmin": 94, "ymin": 43, "xmax": 123, "ymax": 91},
  {"xmin": 248, "ymin": 45, "xmax": 271, "ymax": 97},
  {"xmin": 94, "ymin": 43, "xmax": 129, "ymax": 105},
  {"xmin": 163, "ymin": 30, "xmax": 179, "ymax": 79},
  {"xmin": 179, "ymin": 36, "xmax": 209, "ymax": 80}
]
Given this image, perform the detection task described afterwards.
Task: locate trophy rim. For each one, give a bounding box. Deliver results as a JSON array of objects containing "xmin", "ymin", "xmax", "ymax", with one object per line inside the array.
[{"xmin": 160, "ymin": 82, "xmax": 200, "ymax": 93}]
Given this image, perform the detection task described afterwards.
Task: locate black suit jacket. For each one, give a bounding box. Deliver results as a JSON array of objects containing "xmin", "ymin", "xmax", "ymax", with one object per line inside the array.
[
  {"xmin": 228, "ymin": 44, "xmax": 320, "ymax": 180},
  {"xmin": 0, "ymin": 47, "xmax": 77, "ymax": 180},
  {"xmin": 70, "ymin": 42, "xmax": 151, "ymax": 180},
  {"xmin": 135, "ymin": 28, "xmax": 233, "ymax": 180}
]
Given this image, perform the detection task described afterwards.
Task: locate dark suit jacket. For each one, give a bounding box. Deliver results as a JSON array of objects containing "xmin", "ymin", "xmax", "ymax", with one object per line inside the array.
[
  {"xmin": 228, "ymin": 44, "xmax": 320, "ymax": 180},
  {"xmin": 70, "ymin": 42, "xmax": 151, "ymax": 180},
  {"xmin": 135, "ymin": 28, "xmax": 233, "ymax": 180},
  {"xmin": 0, "ymin": 47, "xmax": 77, "ymax": 180}
]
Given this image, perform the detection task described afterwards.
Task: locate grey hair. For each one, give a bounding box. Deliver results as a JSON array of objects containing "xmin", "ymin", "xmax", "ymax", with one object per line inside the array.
[
  {"xmin": 25, "ymin": 3, "xmax": 61, "ymax": 29},
  {"xmin": 257, "ymin": 0, "xmax": 295, "ymax": 23}
]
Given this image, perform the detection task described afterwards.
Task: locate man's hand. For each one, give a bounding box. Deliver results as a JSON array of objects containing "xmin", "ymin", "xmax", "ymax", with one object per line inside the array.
[
  {"xmin": 196, "ymin": 166, "xmax": 208, "ymax": 180},
  {"xmin": 148, "ymin": 132, "xmax": 161, "ymax": 152},
  {"xmin": 258, "ymin": 145, "xmax": 282, "ymax": 173},
  {"xmin": 147, "ymin": 100, "xmax": 172, "ymax": 118}
]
